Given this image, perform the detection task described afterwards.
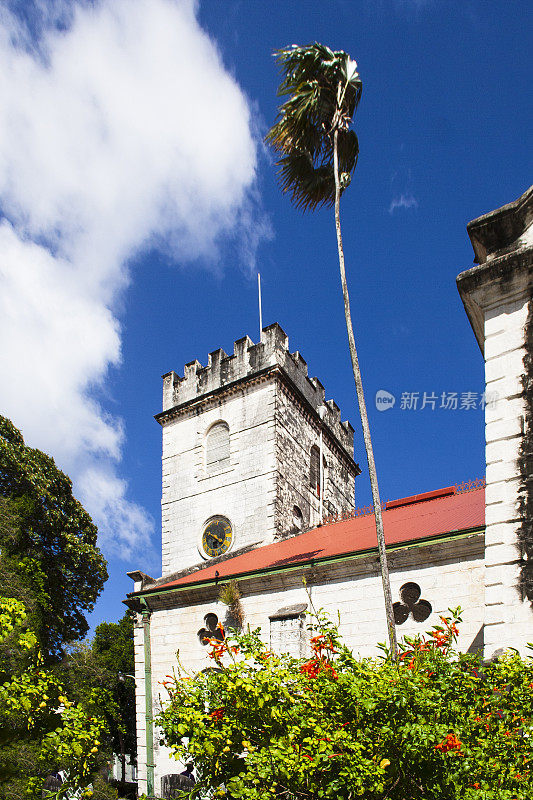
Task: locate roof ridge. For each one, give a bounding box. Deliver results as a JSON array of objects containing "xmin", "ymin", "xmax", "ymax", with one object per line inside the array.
[{"xmin": 323, "ymin": 478, "xmax": 486, "ymax": 526}]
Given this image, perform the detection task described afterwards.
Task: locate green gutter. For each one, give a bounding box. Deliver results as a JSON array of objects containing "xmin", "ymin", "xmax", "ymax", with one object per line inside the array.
[
  {"xmin": 140, "ymin": 598, "xmax": 154, "ymax": 796},
  {"xmin": 132, "ymin": 526, "xmax": 484, "ymax": 601}
]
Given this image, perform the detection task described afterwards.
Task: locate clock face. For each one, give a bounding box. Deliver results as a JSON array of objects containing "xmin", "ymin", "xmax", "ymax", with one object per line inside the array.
[{"xmin": 201, "ymin": 517, "xmax": 233, "ymax": 558}]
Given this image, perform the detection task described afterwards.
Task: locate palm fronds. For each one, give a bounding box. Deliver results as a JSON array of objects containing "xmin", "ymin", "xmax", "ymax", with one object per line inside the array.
[{"xmin": 265, "ymin": 43, "xmax": 362, "ymax": 211}]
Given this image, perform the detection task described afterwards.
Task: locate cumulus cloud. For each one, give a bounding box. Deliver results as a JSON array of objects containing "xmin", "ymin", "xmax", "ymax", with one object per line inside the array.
[
  {"xmin": 0, "ymin": 0, "xmax": 265, "ymax": 558},
  {"xmin": 388, "ymin": 192, "xmax": 419, "ymax": 214}
]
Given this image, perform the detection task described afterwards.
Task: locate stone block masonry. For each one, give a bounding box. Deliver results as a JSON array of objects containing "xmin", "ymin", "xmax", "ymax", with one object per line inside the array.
[
  {"xmin": 457, "ymin": 184, "xmax": 533, "ymax": 657},
  {"xmin": 155, "ymin": 324, "xmax": 359, "ymax": 576}
]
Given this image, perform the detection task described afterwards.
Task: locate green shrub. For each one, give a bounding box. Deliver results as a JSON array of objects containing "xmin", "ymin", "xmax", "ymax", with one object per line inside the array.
[{"xmin": 158, "ymin": 609, "xmax": 533, "ymax": 799}]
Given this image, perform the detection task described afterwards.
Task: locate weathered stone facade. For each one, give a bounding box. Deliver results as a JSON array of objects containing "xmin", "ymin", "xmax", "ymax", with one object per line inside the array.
[
  {"xmin": 274, "ymin": 379, "xmax": 356, "ymax": 535},
  {"xmin": 155, "ymin": 323, "xmax": 358, "ymax": 575},
  {"xmin": 457, "ymin": 184, "xmax": 533, "ymax": 657}
]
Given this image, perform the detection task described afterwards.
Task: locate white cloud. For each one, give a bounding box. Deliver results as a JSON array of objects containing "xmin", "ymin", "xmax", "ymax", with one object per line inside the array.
[
  {"xmin": 0, "ymin": 0, "xmax": 265, "ymax": 558},
  {"xmin": 388, "ymin": 192, "xmax": 419, "ymax": 214}
]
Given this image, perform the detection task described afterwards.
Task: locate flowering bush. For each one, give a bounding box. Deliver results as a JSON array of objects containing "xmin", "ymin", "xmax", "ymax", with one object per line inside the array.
[{"xmin": 157, "ymin": 608, "xmax": 533, "ymax": 799}]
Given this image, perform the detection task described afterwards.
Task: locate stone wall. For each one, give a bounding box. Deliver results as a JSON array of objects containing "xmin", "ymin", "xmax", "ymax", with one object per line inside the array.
[
  {"xmin": 518, "ymin": 284, "xmax": 533, "ymax": 600},
  {"xmin": 161, "ymin": 378, "xmax": 278, "ymax": 574},
  {"xmin": 274, "ymin": 380, "xmax": 356, "ymax": 535},
  {"xmin": 457, "ymin": 184, "xmax": 533, "ymax": 657},
  {"xmin": 133, "ymin": 612, "xmax": 148, "ymax": 794},
  {"xmin": 159, "ymin": 323, "xmax": 354, "ymax": 454},
  {"xmin": 483, "ymin": 274, "xmax": 531, "ymax": 656}
]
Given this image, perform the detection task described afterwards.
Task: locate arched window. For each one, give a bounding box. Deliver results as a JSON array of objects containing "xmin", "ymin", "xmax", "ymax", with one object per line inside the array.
[
  {"xmin": 310, "ymin": 445, "xmax": 320, "ymax": 496},
  {"xmin": 206, "ymin": 422, "xmax": 230, "ymax": 474}
]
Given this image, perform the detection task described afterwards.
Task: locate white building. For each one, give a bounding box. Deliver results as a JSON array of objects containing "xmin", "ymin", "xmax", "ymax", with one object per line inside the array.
[{"xmin": 126, "ymin": 186, "xmax": 532, "ymax": 797}]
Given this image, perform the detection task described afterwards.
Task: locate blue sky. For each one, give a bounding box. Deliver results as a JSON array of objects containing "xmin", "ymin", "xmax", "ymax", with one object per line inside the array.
[{"xmin": 0, "ymin": 0, "xmax": 530, "ymax": 630}]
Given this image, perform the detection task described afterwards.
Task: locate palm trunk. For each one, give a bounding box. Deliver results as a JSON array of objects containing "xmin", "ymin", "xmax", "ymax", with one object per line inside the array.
[{"xmin": 333, "ymin": 128, "xmax": 398, "ymax": 660}]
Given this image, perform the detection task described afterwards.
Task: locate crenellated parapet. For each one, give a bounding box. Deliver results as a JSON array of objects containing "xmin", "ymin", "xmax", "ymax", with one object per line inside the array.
[{"xmin": 160, "ymin": 323, "xmax": 354, "ymax": 453}]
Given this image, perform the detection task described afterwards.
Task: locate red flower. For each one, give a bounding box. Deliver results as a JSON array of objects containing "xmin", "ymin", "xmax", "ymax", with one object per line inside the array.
[
  {"xmin": 209, "ymin": 707, "xmax": 224, "ymax": 721},
  {"xmin": 310, "ymin": 634, "xmax": 337, "ymax": 657},
  {"xmin": 299, "ymin": 658, "xmax": 338, "ymax": 680},
  {"xmin": 208, "ymin": 637, "xmax": 228, "ymax": 660},
  {"xmin": 300, "ymin": 660, "xmax": 320, "ymax": 678},
  {"xmin": 435, "ymin": 733, "xmax": 463, "ymax": 753}
]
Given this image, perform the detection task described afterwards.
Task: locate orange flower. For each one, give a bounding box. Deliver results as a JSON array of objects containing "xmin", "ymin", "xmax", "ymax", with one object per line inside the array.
[
  {"xmin": 208, "ymin": 636, "xmax": 228, "ymax": 660},
  {"xmin": 209, "ymin": 707, "xmax": 224, "ymax": 721},
  {"xmin": 300, "ymin": 660, "xmax": 320, "ymax": 679},
  {"xmin": 435, "ymin": 733, "xmax": 462, "ymax": 753},
  {"xmin": 299, "ymin": 658, "xmax": 338, "ymax": 680}
]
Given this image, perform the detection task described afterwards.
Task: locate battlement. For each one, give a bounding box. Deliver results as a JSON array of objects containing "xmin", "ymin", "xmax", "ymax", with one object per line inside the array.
[{"xmin": 161, "ymin": 323, "xmax": 354, "ymax": 453}]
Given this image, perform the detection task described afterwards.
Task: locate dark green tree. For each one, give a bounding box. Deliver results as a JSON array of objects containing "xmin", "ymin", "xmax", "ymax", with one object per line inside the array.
[
  {"xmin": 266, "ymin": 44, "xmax": 397, "ymax": 658},
  {"xmin": 0, "ymin": 415, "xmax": 107, "ymax": 659}
]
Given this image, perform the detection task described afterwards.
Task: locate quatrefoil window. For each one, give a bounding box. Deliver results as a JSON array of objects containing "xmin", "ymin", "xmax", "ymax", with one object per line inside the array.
[
  {"xmin": 393, "ymin": 582, "xmax": 432, "ymax": 625},
  {"xmin": 197, "ymin": 613, "xmax": 225, "ymax": 646}
]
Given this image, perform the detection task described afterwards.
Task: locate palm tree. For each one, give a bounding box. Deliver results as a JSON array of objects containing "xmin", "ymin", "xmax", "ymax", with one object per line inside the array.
[{"xmin": 266, "ymin": 43, "xmax": 398, "ymax": 660}]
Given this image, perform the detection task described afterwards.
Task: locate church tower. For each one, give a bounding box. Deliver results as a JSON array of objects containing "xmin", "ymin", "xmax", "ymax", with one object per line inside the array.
[{"xmin": 155, "ymin": 323, "xmax": 359, "ymax": 577}]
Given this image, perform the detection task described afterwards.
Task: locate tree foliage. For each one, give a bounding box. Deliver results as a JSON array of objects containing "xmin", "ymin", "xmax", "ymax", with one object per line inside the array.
[
  {"xmin": 0, "ymin": 415, "xmax": 107, "ymax": 659},
  {"xmin": 266, "ymin": 42, "xmax": 361, "ymax": 211},
  {"xmin": 158, "ymin": 611, "xmax": 533, "ymax": 799},
  {"xmin": 0, "ymin": 596, "xmax": 106, "ymax": 800}
]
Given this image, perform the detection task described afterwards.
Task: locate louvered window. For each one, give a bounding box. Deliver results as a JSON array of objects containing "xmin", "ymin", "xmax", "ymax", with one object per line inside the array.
[
  {"xmin": 310, "ymin": 445, "xmax": 320, "ymax": 496},
  {"xmin": 206, "ymin": 422, "xmax": 230, "ymax": 474}
]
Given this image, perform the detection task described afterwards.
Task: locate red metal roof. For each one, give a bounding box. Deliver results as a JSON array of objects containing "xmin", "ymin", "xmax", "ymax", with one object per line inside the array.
[{"xmin": 154, "ymin": 486, "xmax": 485, "ymax": 591}]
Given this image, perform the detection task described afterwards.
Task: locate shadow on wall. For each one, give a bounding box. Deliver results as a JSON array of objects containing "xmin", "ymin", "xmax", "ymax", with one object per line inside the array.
[{"xmin": 466, "ymin": 625, "xmax": 484, "ymax": 655}]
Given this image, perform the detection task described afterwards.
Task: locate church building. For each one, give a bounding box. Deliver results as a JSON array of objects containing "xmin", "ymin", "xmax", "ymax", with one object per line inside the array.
[{"xmin": 126, "ymin": 185, "xmax": 532, "ymax": 796}]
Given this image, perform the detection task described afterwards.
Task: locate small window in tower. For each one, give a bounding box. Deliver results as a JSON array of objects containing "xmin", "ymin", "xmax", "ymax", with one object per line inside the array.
[
  {"xmin": 310, "ymin": 445, "xmax": 320, "ymax": 496},
  {"xmin": 292, "ymin": 505, "xmax": 303, "ymax": 531},
  {"xmin": 206, "ymin": 422, "xmax": 230, "ymax": 474}
]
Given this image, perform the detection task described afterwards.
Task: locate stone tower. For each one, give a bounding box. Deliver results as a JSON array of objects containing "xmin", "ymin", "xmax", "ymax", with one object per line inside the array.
[
  {"xmin": 155, "ymin": 323, "xmax": 359, "ymax": 576},
  {"xmin": 457, "ymin": 184, "xmax": 533, "ymax": 657}
]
